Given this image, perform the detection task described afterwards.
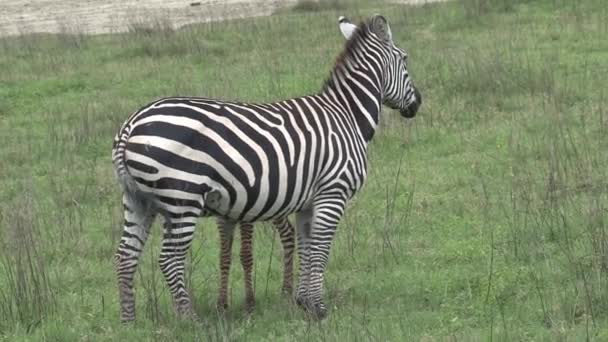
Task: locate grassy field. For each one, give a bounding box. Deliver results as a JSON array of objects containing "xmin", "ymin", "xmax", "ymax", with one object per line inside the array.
[{"xmin": 1, "ymin": 0, "xmax": 608, "ymax": 340}]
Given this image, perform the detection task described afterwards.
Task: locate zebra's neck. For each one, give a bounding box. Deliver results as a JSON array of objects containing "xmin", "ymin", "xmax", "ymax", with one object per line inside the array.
[{"xmin": 321, "ymin": 36, "xmax": 384, "ymax": 143}]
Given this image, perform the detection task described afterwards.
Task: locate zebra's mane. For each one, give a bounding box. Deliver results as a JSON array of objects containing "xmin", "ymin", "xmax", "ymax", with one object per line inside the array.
[{"xmin": 322, "ymin": 18, "xmax": 378, "ymax": 92}]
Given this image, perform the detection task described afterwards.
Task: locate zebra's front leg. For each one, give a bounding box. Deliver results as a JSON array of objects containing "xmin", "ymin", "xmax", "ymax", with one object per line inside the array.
[
  {"xmin": 217, "ymin": 218, "xmax": 236, "ymax": 312},
  {"xmin": 239, "ymin": 223, "xmax": 255, "ymax": 312},
  {"xmin": 305, "ymin": 196, "xmax": 346, "ymax": 320},
  {"xmin": 158, "ymin": 218, "xmax": 198, "ymax": 319},
  {"xmin": 115, "ymin": 195, "xmax": 155, "ymax": 322},
  {"xmin": 295, "ymin": 209, "xmax": 312, "ymax": 309},
  {"xmin": 274, "ymin": 218, "xmax": 295, "ymax": 296}
]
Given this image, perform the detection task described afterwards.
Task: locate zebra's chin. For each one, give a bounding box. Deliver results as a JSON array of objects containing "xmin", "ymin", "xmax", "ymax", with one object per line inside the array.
[
  {"xmin": 400, "ymin": 105, "xmax": 417, "ymax": 118},
  {"xmin": 400, "ymin": 88, "xmax": 422, "ymax": 119}
]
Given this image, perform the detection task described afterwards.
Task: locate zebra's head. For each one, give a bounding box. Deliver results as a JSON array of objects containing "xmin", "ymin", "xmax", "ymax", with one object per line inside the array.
[{"xmin": 340, "ymin": 15, "xmax": 421, "ymax": 118}]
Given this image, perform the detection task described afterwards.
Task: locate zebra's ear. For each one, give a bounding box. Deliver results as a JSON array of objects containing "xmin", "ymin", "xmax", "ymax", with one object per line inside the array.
[
  {"xmin": 371, "ymin": 15, "xmax": 392, "ymax": 43},
  {"xmin": 338, "ymin": 16, "xmax": 358, "ymax": 40}
]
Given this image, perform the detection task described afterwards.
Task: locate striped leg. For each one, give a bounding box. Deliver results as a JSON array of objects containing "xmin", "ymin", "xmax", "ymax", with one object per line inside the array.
[
  {"xmin": 217, "ymin": 218, "xmax": 236, "ymax": 312},
  {"xmin": 295, "ymin": 209, "xmax": 313, "ymax": 309},
  {"xmin": 239, "ymin": 223, "xmax": 255, "ymax": 312},
  {"xmin": 274, "ymin": 218, "xmax": 295, "ymax": 296},
  {"xmin": 115, "ymin": 195, "xmax": 155, "ymax": 322},
  {"xmin": 158, "ymin": 217, "xmax": 198, "ymax": 319},
  {"xmin": 306, "ymin": 195, "xmax": 346, "ymax": 320}
]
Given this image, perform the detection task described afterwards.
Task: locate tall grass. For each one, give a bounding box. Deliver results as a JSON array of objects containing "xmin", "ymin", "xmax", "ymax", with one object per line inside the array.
[
  {"xmin": 0, "ymin": 0, "xmax": 607, "ymax": 340},
  {"xmin": 0, "ymin": 191, "xmax": 56, "ymax": 334}
]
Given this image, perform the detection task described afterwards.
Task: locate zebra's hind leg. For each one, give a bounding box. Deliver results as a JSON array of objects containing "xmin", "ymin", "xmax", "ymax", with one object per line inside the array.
[
  {"xmin": 158, "ymin": 216, "xmax": 198, "ymax": 320},
  {"xmin": 217, "ymin": 218, "xmax": 236, "ymax": 312},
  {"xmin": 294, "ymin": 209, "xmax": 312, "ymax": 310},
  {"xmin": 274, "ymin": 218, "xmax": 295, "ymax": 296},
  {"xmin": 115, "ymin": 195, "xmax": 155, "ymax": 322},
  {"xmin": 239, "ymin": 223, "xmax": 255, "ymax": 312}
]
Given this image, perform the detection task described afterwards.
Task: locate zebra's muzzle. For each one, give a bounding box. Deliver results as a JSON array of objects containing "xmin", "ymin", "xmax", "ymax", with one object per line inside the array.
[{"xmin": 400, "ymin": 88, "xmax": 421, "ymax": 119}]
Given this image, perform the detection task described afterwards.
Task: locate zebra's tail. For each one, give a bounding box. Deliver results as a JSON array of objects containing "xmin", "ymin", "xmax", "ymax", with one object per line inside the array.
[{"xmin": 112, "ymin": 125, "xmax": 159, "ymax": 217}]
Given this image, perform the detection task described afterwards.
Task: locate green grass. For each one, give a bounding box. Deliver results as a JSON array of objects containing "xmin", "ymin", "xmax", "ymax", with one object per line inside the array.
[{"xmin": 1, "ymin": 0, "xmax": 608, "ymax": 340}]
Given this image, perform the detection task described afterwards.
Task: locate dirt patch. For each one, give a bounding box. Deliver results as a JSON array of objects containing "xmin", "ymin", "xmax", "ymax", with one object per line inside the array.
[
  {"xmin": 0, "ymin": 0, "xmax": 299, "ymax": 36},
  {"xmin": 0, "ymin": 0, "xmax": 448, "ymax": 37}
]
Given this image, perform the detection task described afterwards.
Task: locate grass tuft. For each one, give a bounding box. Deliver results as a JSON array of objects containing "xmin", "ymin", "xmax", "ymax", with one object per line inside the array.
[
  {"xmin": 290, "ymin": 0, "xmax": 346, "ymax": 13},
  {"xmin": 0, "ymin": 190, "xmax": 57, "ymax": 334},
  {"xmin": 1, "ymin": 0, "xmax": 607, "ymax": 340}
]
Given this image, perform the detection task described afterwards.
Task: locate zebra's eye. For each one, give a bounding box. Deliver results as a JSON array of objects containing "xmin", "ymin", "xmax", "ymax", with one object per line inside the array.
[{"xmin": 402, "ymin": 53, "xmax": 408, "ymax": 62}]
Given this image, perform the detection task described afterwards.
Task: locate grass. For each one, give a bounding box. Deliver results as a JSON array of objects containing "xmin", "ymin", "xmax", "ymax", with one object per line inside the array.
[{"xmin": 1, "ymin": 0, "xmax": 608, "ymax": 340}]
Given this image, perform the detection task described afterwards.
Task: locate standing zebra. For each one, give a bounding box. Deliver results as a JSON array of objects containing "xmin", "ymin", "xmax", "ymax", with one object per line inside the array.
[{"xmin": 112, "ymin": 14, "xmax": 421, "ymax": 321}]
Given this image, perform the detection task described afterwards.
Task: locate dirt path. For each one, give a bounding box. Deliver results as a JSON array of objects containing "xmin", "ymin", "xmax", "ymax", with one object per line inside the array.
[{"xmin": 0, "ymin": 0, "xmax": 447, "ymax": 37}]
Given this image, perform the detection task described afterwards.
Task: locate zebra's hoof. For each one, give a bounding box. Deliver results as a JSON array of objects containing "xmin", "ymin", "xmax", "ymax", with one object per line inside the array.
[
  {"xmin": 175, "ymin": 303, "xmax": 198, "ymax": 321},
  {"xmin": 216, "ymin": 300, "xmax": 229, "ymax": 314},
  {"xmin": 244, "ymin": 297, "xmax": 256, "ymax": 314},
  {"xmin": 188, "ymin": 311, "xmax": 202, "ymax": 322},
  {"xmin": 295, "ymin": 294, "xmax": 308, "ymax": 308},
  {"xmin": 180, "ymin": 310, "xmax": 199, "ymax": 321},
  {"xmin": 281, "ymin": 286, "xmax": 293, "ymax": 297},
  {"xmin": 306, "ymin": 302, "xmax": 327, "ymax": 320},
  {"xmin": 296, "ymin": 296, "xmax": 327, "ymax": 320}
]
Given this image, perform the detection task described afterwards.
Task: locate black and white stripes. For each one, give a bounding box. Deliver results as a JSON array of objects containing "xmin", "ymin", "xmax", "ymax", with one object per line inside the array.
[{"xmin": 112, "ymin": 14, "xmax": 420, "ymax": 321}]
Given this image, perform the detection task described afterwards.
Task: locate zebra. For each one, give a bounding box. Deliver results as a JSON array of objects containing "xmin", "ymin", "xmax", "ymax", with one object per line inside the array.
[
  {"xmin": 112, "ymin": 14, "xmax": 421, "ymax": 321},
  {"xmin": 216, "ymin": 217, "xmax": 295, "ymax": 313}
]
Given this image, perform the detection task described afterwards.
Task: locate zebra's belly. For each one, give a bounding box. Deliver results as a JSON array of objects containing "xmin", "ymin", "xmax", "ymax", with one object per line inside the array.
[{"xmin": 203, "ymin": 184, "xmax": 307, "ymax": 223}]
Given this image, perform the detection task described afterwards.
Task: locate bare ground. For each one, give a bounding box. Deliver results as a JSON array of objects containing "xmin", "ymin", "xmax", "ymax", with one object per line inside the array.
[
  {"xmin": 0, "ymin": 0, "xmax": 300, "ymax": 36},
  {"xmin": 0, "ymin": 0, "xmax": 447, "ymax": 37}
]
